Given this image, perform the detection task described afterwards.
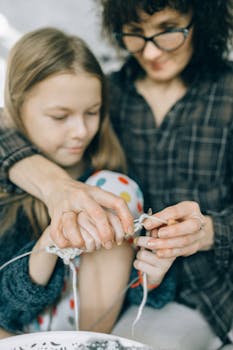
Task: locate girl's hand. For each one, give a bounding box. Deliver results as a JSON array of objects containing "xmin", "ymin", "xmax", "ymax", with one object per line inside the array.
[
  {"xmin": 46, "ymin": 178, "xmax": 134, "ymax": 249},
  {"xmin": 142, "ymin": 201, "xmax": 214, "ymax": 258},
  {"xmin": 133, "ymin": 239, "xmax": 175, "ymax": 287}
]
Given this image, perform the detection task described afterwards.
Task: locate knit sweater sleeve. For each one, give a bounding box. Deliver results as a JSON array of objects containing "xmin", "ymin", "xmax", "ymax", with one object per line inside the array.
[
  {"xmin": 0, "ymin": 201, "xmax": 65, "ymax": 334},
  {"xmin": 0, "ymin": 241, "xmax": 65, "ymax": 333}
]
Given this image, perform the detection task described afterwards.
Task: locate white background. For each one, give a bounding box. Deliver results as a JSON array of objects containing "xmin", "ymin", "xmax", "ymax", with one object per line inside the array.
[{"xmin": 0, "ymin": 0, "xmax": 120, "ymax": 106}]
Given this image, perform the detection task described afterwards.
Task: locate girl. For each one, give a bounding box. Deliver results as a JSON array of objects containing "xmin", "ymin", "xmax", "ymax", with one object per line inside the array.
[
  {"xmin": 0, "ymin": 26, "xmax": 175, "ymax": 338},
  {"xmin": 0, "ymin": 27, "xmax": 138, "ymax": 336}
]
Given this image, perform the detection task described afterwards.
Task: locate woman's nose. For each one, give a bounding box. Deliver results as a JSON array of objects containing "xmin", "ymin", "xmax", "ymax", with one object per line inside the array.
[{"xmin": 142, "ymin": 41, "xmax": 163, "ymax": 60}]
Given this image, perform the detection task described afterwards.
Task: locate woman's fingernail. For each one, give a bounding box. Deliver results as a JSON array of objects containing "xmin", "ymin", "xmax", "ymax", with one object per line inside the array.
[
  {"xmin": 117, "ymin": 240, "xmax": 123, "ymax": 246},
  {"xmin": 127, "ymin": 225, "xmax": 134, "ymax": 235},
  {"xmin": 104, "ymin": 241, "xmax": 113, "ymax": 250},
  {"xmin": 133, "ymin": 237, "xmax": 139, "ymax": 245},
  {"xmin": 167, "ymin": 219, "xmax": 177, "ymax": 225}
]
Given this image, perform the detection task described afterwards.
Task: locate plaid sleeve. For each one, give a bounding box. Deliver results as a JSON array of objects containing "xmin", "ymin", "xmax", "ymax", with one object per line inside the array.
[
  {"xmin": 207, "ymin": 206, "xmax": 233, "ymax": 272},
  {"xmin": 207, "ymin": 126, "xmax": 233, "ymax": 271},
  {"xmin": 0, "ymin": 129, "xmax": 39, "ymax": 193}
]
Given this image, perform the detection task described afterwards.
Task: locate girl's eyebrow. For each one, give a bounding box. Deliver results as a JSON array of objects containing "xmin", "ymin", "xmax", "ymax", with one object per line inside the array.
[
  {"xmin": 44, "ymin": 102, "xmax": 102, "ymax": 112},
  {"xmin": 44, "ymin": 106, "xmax": 70, "ymax": 113},
  {"xmin": 88, "ymin": 102, "xmax": 102, "ymax": 109}
]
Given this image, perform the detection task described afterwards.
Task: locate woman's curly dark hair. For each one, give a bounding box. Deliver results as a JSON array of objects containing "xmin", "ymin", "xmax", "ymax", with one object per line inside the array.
[{"xmin": 98, "ymin": 0, "xmax": 233, "ymax": 77}]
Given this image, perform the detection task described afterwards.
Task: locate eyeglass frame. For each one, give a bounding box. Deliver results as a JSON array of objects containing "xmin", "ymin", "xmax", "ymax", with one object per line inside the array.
[{"xmin": 115, "ymin": 20, "xmax": 193, "ymax": 53}]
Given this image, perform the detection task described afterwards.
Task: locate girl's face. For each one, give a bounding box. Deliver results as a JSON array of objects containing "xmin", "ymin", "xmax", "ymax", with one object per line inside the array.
[
  {"xmin": 122, "ymin": 7, "xmax": 193, "ymax": 83},
  {"xmin": 21, "ymin": 73, "xmax": 101, "ymax": 177}
]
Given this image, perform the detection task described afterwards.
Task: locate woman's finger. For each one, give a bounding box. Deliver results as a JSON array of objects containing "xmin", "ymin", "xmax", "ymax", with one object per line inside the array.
[
  {"xmin": 50, "ymin": 212, "xmax": 70, "ymax": 248},
  {"xmin": 61, "ymin": 211, "xmax": 85, "ymax": 248},
  {"xmin": 143, "ymin": 201, "xmax": 202, "ymax": 230},
  {"xmin": 78, "ymin": 211, "xmax": 102, "ymax": 250},
  {"xmin": 146, "ymin": 230, "xmax": 205, "ymax": 250},
  {"xmin": 88, "ymin": 185, "xmax": 134, "ymax": 236},
  {"xmin": 156, "ymin": 241, "xmax": 202, "ymax": 258},
  {"xmin": 74, "ymin": 188, "xmax": 115, "ymax": 246},
  {"xmin": 79, "ymin": 227, "xmax": 96, "ymax": 252},
  {"xmin": 157, "ymin": 216, "xmax": 205, "ymax": 238},
  {"xmin": 106, "ymin": 211, "xmax": 125, "ymax": 245}
]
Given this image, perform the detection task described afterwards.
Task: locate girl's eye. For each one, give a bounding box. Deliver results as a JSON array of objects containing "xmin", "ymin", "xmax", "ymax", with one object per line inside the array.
[
  {"xmin": 49, "ymin": 115, "xmax": 67, "ymax": 120},
  {"xmin": 86, "ymin": 110, "xmax": 100, "ymax": 116}
]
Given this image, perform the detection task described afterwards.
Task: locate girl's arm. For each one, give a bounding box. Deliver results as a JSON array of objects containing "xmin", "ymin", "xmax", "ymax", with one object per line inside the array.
[
  {"xmin": 29, "ymin": 226, "xmax": 58, "ymax": 286},
  {"xmin": 78, "ymin": 242, "xmax": 134, "ymax": 333},
  {"xmin": 0, "ymin": 328, "xmax": 14, "ymax": 339}
]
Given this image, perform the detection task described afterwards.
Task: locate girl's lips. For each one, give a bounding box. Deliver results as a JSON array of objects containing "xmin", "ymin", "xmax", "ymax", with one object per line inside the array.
[{"xmin": 65, "ymin": 146, "xmax": 84, "ymax": 154}]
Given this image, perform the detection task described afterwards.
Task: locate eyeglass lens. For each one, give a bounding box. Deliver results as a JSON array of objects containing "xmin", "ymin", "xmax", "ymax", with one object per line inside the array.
[{"xmin": 123, "ymin": 31, "xmax": 185, "ymax": 53}]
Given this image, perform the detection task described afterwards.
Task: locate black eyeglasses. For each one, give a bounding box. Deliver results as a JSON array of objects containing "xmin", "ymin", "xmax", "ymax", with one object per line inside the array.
[{"xmin": 115, "ymin": 21, "xmax": 193, "ymax": 53}]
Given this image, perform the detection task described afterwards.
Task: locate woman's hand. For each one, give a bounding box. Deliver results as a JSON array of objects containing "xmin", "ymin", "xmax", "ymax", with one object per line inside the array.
[
  {"xmin": 77, "ymin": 209, "xmax": 125, "ymax": 252},
  {"xmin": 46, "ymin": 178, "xmax": 134, "ymax": 249},
  {"xmin": 9, "ymin": 155, "xmax": 134, "ymax": 249},
  {"xmin": 140, "ymin": 201, "xmax": 214, "ymax": 259}
]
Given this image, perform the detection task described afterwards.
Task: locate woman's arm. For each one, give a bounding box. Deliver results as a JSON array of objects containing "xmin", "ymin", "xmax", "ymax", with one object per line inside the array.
[{"xmin": 1, "ymin": 144, "xmax": 134, "ymax": 249}]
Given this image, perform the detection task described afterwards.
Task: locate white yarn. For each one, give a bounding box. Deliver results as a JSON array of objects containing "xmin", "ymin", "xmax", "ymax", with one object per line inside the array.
[
  {"xmin": 46, "ymin": 245, "xmax": 84, "ymax": 330},
  {"xmin": 131, "ymin": 213, "xmax": 168, "ymax": 336},
  {"xmin": 131, "ymin": 273, "xmax": 148, "ymax": 336}
]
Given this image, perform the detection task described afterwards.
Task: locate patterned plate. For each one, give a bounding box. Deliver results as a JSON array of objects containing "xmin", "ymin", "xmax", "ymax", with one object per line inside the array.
[{"xmin": 0, "ymin": 331, "xmax": 151, "ymax": 350}]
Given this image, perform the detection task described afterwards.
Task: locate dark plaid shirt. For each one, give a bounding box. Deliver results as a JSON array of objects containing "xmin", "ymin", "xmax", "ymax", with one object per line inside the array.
[
  {"xmin": 0, "ymin": 60, "xmax": 233, "ymax": 342},
  {"xmin": 107, "ymin": 59, "xmax": 233, "ymax": 343}
]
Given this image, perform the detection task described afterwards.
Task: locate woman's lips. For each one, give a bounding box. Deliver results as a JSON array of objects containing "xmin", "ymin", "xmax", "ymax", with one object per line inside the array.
[{"xmin": 148, "ymin": 60, "xmax": 166, "ymax": 70}]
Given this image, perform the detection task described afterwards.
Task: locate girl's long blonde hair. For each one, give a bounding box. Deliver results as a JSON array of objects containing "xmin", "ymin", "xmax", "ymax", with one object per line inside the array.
[{"xmin": 1, "ymin": 27, "xmax": 126, "ymax": 237}]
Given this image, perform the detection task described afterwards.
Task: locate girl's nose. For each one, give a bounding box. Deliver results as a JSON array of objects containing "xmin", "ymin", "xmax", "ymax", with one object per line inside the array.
[
  {"xmin": 70, "ymin": 116, "xmax": 87, "ymax": 139},
  {"xmin": 142, "ymin": 41, "xmax": 163, "ymax": 60}
]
